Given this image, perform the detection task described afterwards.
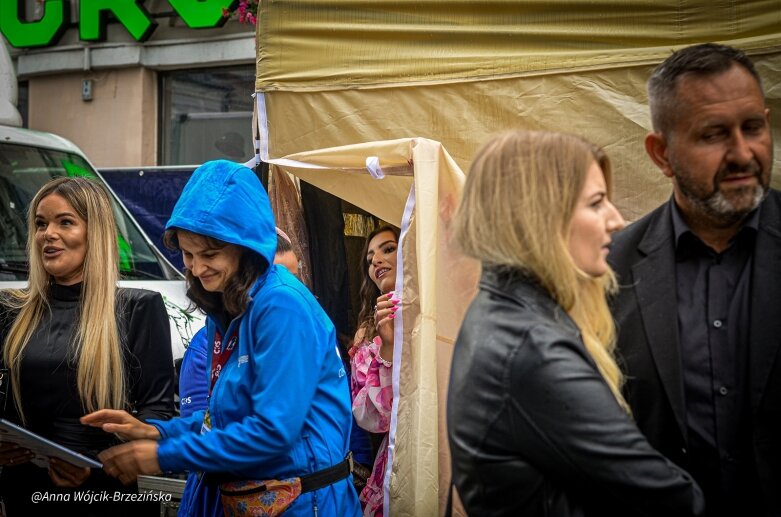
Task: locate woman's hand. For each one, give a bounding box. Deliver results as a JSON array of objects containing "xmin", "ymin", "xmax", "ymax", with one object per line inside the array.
[
  {"xmin": 80, "ymin": 409, "xmax": 161, "ymax": 442},
  {"xmin": 99, "ymin": 440, "xmax": 161, "ymax": 486},
  {"xmin": 0, "ymin": 441, "xmax": 34, "ymax": 467},
  {"xmin": 48, "ymin": 457, "xmax": 91, "ymax": 487},
  {"xmin": 374, "ymin": 291, "xmax": 400, "ymax": 362}
]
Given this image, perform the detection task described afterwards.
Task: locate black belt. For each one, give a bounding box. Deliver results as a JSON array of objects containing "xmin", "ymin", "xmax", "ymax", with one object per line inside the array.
[
  {"xmin": 301, "ymin": 452, "xmax": 353, "ymax": 493},
  {"xmin": 210, "ymin": 452, "xmax": 354, "ymax": 493}
]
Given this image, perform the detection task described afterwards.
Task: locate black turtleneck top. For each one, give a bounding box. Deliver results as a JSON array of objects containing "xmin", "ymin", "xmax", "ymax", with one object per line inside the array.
[{"xmin": 0, "ymin": 283, "xmax": 175, "ymax": 516}]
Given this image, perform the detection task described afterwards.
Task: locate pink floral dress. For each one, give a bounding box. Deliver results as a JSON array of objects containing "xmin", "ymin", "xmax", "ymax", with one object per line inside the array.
[{"xmin": 349, "ymin": 335, "xmax": 393, "ymax": 517}]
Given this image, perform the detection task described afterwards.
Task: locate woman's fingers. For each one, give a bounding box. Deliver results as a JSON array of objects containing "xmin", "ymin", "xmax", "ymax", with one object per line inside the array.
[
  {"xmin": 0, "ymin": 443, "xmax": 34, "ymax": 466},
  {"xmin": 374, "ymin": 292, "xmax": 400, "ymax": 323},
  {"xmin": 81, "ymin": 410, "xmax": 159, "ymax": 441},
  {"xmin": 48, "ymin": 465, "xmax": 67, "ymax": 485},
  {"xmin": 375, "ymin": 306, "xmax": 399, "ymax": 323},
  {"xmin": 100, "ymin": 422, "xmax": 135, "ymax": 436},
  {"xmin": 375, "ymin": 291, "xmax": 400, "ymax": 352},
  {"xmin": 80, "ymin": 409, "xmax": 128, "ymax": 427},
  {"xmin": 99, "ymin": 447, "xmax": 120, "ymax": 479},
  {"xmin": 48, "ymin": 458, "xmax": 91, "ymax": 487},
  {"xmin": 375, "ymin": 292, "xmax": 396, "ymax": 310},
  {"xmin": 98, "ymin": 440, "xmax": 161, "ymax": 486}
]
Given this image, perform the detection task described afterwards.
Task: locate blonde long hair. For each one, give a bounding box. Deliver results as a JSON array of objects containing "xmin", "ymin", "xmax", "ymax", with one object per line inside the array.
[
  {"xmin": 3, "ymin": 177, "xmax": 125, "ymax": 422},
  {"xmin": 453, "ymin": 131, "xmax": 628, "ymax": 411}
]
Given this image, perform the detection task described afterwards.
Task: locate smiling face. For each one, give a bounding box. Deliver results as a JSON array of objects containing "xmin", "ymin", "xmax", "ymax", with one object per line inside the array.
[
  {"xmin": 178, "ymin": 230, "xmax": 243, "ymax": 293},
  {"xmin": 567, "ymin": 162, "xmax": 626, "ymax": 277},
  {"xmin": 34, "ymin": 193, "xmax": 88, "ymax": 286},
  {"xmin": 650, "ymin": 64, "xmax": 772, "ymax": 226},
  {"xmin": 366, "ymin": 230, "xmax": 398, "ymax": 294}
]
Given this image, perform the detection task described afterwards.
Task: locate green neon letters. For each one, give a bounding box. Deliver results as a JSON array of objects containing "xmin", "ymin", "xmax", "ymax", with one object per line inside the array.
[
  {"xmin": 80, "ymin": 0, "xmax": 156, "ymax": 42},
  {"xmin": 168, "ymin": 0, "xmax": 235, "ymax": 29},
  {"xmin": 0, "ymin": 0, "xmax": 67, "ymax": 48},
  {"xmin": 0, "ymin": 0, "xmax": 238, "ymax": 48}
]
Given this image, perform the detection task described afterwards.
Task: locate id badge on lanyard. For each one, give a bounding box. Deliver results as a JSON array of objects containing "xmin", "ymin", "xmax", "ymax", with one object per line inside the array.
[{"xmin": 201, "ymin": 326, "xmax": 239, "ymax": 434}]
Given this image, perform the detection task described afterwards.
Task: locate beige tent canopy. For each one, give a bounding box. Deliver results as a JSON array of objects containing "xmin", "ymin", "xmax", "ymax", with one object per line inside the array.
[
  {"xmin": 253, "ymin": 2, "xmax": 781, "ymax": 515},
  {"xmin": 255, "ymin": 0, "xmax": 781, "ymax": 222}
]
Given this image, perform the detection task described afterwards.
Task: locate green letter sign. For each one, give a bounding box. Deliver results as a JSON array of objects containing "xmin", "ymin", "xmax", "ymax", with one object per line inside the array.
[
  {"xmin": 79, "ymin": 0, "xmax": 156, "ymax": 42},
  {"xmin": 0, "ymin": 0, "xmax": 67, "ymax": 48},
  {"xmin": 0, "ymin": 0, "xmax": 237, "ymax": 48},
  {"xmin": 169, "ymin": 0, "xmax": 235, "ymax": 29}
]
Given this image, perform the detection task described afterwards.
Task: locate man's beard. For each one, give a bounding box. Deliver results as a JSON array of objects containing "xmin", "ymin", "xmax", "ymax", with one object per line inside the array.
[{"xmin": 672, "ymin": 159, "xmax": 767, "ymax": 226}]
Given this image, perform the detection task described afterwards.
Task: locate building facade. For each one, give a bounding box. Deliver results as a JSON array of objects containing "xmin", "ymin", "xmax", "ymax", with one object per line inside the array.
[{"xmin": 2, "ymin": 0, "xmax": 256, "ymax": 167}]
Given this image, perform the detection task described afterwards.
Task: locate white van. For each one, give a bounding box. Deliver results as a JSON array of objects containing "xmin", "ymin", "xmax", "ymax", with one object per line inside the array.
[
  {"xmin": 0, "ymin": 124, "xmax": 200, "ymax": 359},
  {"xmin": 1, "ymin": 40, "xmax": 195, "ymax": 511},
  {"xmin": 1, "ymin": 42, "xmax": 199, "ymax": 359}
]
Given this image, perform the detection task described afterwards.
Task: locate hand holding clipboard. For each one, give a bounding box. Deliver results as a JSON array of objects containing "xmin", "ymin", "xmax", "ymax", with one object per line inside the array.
[{"xmin": 0, "ymin": 418, "xmax": 102, "ymax": 469}]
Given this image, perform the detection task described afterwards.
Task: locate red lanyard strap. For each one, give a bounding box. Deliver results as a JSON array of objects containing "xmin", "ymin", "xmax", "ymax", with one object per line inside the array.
[{"xmin": 210, "ymin": 326, "xmax": 239, "ymax": 396}]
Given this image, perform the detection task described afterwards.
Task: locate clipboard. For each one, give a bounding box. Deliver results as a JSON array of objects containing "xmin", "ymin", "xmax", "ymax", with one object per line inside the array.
[{"xmin": 0, "ymin": 418, "xmax": 102, "ymax": 469}]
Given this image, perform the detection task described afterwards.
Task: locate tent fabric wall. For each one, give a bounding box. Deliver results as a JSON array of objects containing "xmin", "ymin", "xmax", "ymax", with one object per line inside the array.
[
  {"xmin": 255, "ymin": 0, "xmax": 781, "ymax": 90},
  {"xmin": 254, "ymin": 1, "xmax": 781, "ymax": 222},
  {"xmin": 252, "ymin": 138, "xmax": 479, "ymax": 516}
]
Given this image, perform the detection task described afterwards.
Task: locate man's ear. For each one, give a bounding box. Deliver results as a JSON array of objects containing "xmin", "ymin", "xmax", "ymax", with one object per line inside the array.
[{"xmin": 644, "ymin": 132, "xmax": 674, "ymax": 179}]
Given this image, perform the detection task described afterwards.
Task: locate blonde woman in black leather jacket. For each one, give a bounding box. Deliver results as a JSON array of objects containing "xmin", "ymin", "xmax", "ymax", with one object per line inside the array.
[{"xmin": 447, "ymin": 131, "xmax": 704, "ymax": 517}]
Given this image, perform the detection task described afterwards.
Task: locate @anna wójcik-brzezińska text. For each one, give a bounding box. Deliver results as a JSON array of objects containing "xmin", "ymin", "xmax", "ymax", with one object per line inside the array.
[{"xmin": 29, "ymin": 490, "xmax": 173, "ymax": 504}]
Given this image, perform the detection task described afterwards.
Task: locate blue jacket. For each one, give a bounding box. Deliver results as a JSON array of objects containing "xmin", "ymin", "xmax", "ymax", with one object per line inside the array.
[
  {"xmin": 151, "ymin": 160, "xmax": 359, "ymax": 516},
  {"xmin": 179, "ymin": 326, "xmax": 208, "ymax": 420},
  {"xmin": 177, "ymin": 327, "xmax": 221, "ymax": 517}
]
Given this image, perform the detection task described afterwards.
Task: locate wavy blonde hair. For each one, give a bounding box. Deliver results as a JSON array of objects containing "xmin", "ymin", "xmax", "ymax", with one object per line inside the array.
[
  {"xmin": 452, "ymin": 131, "xmax": 628, "ymax": 411},
  {"xmin": 3, "ymin": 177, "xmax": 125, "ymax": 423}
]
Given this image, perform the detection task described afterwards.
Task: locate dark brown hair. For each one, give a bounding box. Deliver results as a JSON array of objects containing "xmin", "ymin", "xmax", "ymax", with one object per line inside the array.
[
  {"xmin": 355, "ymin": 225, "xmax": 400, "ymax": 344},
  {"xmin": 275, "ymin": 229, "xmax": 293, "ymax": 254},
  {"xmin": 648, "ymin": 43, "xmax": 763, "ymax": 134},
  {"xmin": 163, "ymin": 229, "xmax": 267, "ymax": 317}
]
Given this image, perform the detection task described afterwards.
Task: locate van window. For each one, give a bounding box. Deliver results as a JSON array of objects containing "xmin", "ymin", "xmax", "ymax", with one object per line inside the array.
[{"xmin": 0, "ymin": 141, "xmax": 174, "ymax": 281}]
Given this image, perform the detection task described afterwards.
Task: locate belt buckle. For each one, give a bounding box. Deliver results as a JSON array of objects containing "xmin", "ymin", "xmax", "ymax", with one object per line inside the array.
[{"xmin": 346, "ymin": 451, "xmax": 354, "ymax": 473}]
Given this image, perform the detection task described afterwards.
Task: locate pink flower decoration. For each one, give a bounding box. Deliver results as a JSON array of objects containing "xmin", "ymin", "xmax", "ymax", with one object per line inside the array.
[{"xmin": 222, "ymin": 0, "xmax": 259, "ymax": 25}]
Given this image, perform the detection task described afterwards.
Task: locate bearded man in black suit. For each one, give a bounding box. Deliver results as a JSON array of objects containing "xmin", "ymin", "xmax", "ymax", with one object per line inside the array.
[{"xmin": 609, "ymin": 43, "xmax": 780, "ymax": 517}]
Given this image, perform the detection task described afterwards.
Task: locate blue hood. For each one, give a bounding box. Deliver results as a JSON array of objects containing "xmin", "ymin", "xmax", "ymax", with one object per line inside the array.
[{"xmin": 166, "ymin": 160, "xmax": 277, "ymax": 266}]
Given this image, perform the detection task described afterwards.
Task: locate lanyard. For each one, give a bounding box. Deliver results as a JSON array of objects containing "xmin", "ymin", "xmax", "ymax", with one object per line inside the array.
[{"xmin": 209, "ymin": 325, "xmax": 239, "ymax": 396}]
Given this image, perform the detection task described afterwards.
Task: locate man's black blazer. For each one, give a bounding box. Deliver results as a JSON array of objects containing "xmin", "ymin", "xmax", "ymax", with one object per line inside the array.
[{"xmin": 608, "ymin": 189, "xmax": 781, "ymax": 516}]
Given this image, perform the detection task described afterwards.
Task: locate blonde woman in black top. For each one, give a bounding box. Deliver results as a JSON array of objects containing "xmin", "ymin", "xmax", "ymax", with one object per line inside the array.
[{"xmin": 0, "ymin": 177, "xmax": 173, "ymax": 516}]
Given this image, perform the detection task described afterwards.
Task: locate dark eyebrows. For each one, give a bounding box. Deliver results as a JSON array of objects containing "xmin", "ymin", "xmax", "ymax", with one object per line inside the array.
[
  {"xmin": 744, "ymin": 115, "xmax": 767, "ymax": 125},
  {"xmin": 182, "ymin": 246, "xmax": 220, "ymax": 255},
  {"xmin": 366, "ymin": 239, "xmax": 396, "ymax": 260}
]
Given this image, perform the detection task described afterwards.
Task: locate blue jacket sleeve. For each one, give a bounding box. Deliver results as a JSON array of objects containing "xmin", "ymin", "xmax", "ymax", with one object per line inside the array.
[
  {"xmin": 179, "ymin": 326, "xmax": 210, "ymax": 419},
  {"xmin": 156, "ymin": 284, "xmax": 334, "ymax": 474},
  {"xmin": 150, "ymin": 409, "xmax": 205, "ymax": 439},
  {"xmin": 148, "ymin": 326, "xmax": 210, "ymax": 439}
]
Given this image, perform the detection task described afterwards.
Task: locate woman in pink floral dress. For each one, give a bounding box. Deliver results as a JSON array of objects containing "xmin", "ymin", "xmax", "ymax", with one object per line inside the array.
[{"xmin": 349, "ymin": 225, "xmax": 401, "ymax": 517}]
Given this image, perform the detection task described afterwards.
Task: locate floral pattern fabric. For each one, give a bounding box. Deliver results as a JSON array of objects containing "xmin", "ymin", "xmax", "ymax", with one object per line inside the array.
[
  {"xmin": 220, "ymin": 477, "xmax": 302, "ymax": 517},
  {"xmin": 349, "ymin": 336, "xmax": 393, "ymax": 517}
]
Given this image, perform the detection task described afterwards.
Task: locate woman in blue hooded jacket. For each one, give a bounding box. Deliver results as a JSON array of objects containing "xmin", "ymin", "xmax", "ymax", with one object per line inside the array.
[{"xmin": 82, "ymin": 160, "xmax": 360, "ymax": 517}]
